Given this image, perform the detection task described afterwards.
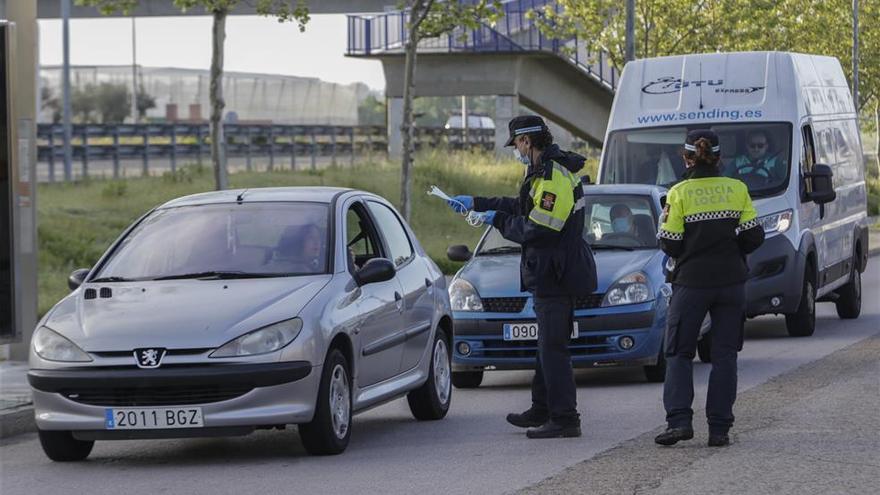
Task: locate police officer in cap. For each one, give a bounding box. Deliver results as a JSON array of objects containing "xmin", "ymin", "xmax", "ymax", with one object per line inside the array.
[
  {"xmin": 655, "ymin": 129, "xmax": 764, "ymax": 447},
  {"xmin": 447, "ymin": 115, "xmax": 597, "ymax": 438}
]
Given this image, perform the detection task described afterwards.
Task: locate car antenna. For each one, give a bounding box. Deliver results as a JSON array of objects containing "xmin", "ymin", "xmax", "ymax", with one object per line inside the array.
[
  {"xmin": 698, "ymin": 62, "xmax": 704, "ymax": 109},
  {"xmin": 236, "ymin": 189, "xmax": 248, "ymax": 203}
]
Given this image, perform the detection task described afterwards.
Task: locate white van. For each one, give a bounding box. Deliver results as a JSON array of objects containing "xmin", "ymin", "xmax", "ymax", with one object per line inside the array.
[{"xmin": 598, "ymin": 51, "xmax": 869, "ymax": 337}]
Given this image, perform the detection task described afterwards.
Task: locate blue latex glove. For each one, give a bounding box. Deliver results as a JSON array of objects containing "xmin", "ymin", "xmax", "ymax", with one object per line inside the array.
[
  {"xmin": 481, "ymin": 210, "xmax": 496, "ymax": 225},
  {"xmin": 447, "ymin": 195, "xmax": 474, "ymax": 214}
]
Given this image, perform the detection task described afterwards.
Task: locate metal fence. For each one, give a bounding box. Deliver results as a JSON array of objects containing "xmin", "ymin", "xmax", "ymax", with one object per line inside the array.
[
  {"xmin": 347, "ymin": 0, "xmax": 619, "ymax": 92},
  {"xmin": 37, "ymin": 123, "xmax": 496, "ymax": 182}
]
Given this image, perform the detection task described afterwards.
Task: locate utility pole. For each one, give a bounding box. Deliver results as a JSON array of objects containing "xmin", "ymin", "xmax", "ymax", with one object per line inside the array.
[
  {"xmin": 61, "ymin": 0, "xmax": 72, "ymax": 181},
  {"xmin": 131, "ymin": 15, "xmax": 138, "ymax": 123},
  {"xmin": 625, "ymin": 0, "xmax": 635, "ymax": 63},
  {"xmin": 852, "ymin": 0, "xmax": 859, "ymax": 111}
]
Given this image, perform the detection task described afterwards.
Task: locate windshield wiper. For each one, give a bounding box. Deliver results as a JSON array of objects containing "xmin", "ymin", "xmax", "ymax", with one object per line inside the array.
[
  {"xmin": 88, "ymin": 276, "xmax": 134, "ymax": 283},
  {"xmin": 590, "ymin": 244, "xmax": 636, "ymax": 251},
  {"xmin": 151, "ymin": 271, "xmax": 286, "ymax": 281},
  {"xmin": 478, "ymin": 246, "xmax": 521, "ymax": 255}
]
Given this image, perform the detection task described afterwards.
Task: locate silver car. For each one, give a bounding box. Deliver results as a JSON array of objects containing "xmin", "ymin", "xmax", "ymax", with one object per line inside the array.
[{"xmin": 28, "ymin": 187, "xmax": 453, "ymax": 460}]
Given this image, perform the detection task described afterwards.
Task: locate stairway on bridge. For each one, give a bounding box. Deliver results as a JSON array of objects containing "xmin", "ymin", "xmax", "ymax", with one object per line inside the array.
[{"xmin": 346, "ymin": 0, "xmax": 618, "ymax": 155}]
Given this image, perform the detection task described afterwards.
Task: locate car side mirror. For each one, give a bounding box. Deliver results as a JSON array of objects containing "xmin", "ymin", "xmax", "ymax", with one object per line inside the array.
[
  {"xmin": 354, "ymin": 258, "xmax": 396, "ymax": 286},
  {"xmin": 447, "ymin": 245, "xmax": 473, "ymax": 262},
  {"xmin": 68, "ymin": 268, "xmax": 90, "ymax": 291},
  {"xmin": 805, "ymin": 164, "xmax": 836, "ymax": 205}
]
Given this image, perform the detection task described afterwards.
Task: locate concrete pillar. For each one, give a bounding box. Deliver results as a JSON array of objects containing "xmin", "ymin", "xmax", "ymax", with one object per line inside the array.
[
  {"xmin": 6, "ymin": 0, "xmax": 38, "ymax": 360},
  {"xmin": 387, "ymin": 96, "xmax": 403, "ymax": 159},
  {"xmin": 494, "ymin": 95, "xmax": 519, "ymax": 156}
]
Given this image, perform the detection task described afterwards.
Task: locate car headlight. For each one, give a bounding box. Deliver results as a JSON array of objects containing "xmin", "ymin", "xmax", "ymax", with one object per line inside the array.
[
  {"xmin": 32, "ymin": 326, "xmax": 92, "ymax": 362},
  {"xmin": 757, "ymin": 209, "xmax": 793, "ymax": 235},
  {"xmin": 602, "ymin": 272, "xmax": 653, "ymax": 306},
  {"xmin": 209, "ymin": 318, "xmax": 303, "ymax": 358},
  {"xmin": 449, "ymin": 278, "xmax": 483, "ymax": 311}
]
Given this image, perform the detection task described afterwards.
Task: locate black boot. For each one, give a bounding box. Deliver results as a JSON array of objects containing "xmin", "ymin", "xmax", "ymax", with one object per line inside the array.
[
  {"xmin": 654, "ymin": 427, "xmax": 694, "ymax": 446},
  {"xmin": 506, "ymin": 409, "xmax": 548, "ymax": 429},
  {"xmin": 526, "ymin": 421, "xmax": 581, "ymax": 439},
  {"xmin": 708, "ymin": 434, "xmax": 730, "ymax": 447}
]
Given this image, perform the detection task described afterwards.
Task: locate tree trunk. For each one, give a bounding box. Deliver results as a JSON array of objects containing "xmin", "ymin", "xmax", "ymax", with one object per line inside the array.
[
  {"xmin": 210, "ymin": 9, "xmax": 229, "ymax": 191},
  {"xmin": 875, "ymin": 101, "xmax": 879, "ymax": 178},
  {"xmin": 399, "ymin": 11, "xmax": 421, "ymax": 221}
]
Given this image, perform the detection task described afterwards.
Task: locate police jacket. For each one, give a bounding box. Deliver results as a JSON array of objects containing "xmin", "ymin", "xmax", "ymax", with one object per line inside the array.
[
  {"xmin": 474, "ymin": 144, "xmax": 597, "ymax": 297},
  {"xmin": 657, "ymin": 165, "xmax": 765, "ymax": 288}
]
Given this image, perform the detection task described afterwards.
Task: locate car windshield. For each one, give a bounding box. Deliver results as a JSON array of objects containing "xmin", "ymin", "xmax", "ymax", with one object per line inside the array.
[
  {"xmin": 600, "ymin": 123, "xmax": 792, "ymax": 197},
  {"xmin": 476, "ymin": 194, "xmax": 658, "ymax": 253},
  {"xmin": 94, "ymin": 202, "xmax": 331, "ymax": 281}
]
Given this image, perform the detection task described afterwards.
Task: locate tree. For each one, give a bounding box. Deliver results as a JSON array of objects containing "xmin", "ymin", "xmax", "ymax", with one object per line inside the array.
[
  {"xmin": 136, "ymin": 89, "xmax": 156, "ymax": 120},
  {"xmin": 40, "ymin": 82, "xmax": 62, "ymax": 123},
  {"xmin": 79, "ymin": 0, "xmax": 310, "ymax": 190},
  {"xmin": 397, "ymin": 0, "xmax": 501, "ymax": 220},
  {"xmin": 71, "ymin": 83, "xmax": 98, "ymax": 123},
  {"xmin": 95, "ymin": 82, "xmax": 131, "ymax": 123}
]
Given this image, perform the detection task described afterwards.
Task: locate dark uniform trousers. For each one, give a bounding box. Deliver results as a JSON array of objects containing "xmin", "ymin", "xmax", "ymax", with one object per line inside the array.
[
  {"xmin": 531, "ymin": 296, "xmax": 580, "ymax": 426},
  {"xmin": 664, "ymin": 283, "xmax": 745, "ymax": 435}
]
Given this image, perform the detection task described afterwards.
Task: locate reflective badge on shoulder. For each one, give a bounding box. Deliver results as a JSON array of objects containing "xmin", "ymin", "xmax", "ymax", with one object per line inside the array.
[{"xmin": 541, "ymin": 192, "xmax": 557, "ymax": 211}]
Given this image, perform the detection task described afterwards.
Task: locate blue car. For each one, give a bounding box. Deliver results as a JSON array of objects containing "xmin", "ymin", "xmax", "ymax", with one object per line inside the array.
[{"xmin": 446, "ymin": 184, "xmax": 673, "ymax": 388}]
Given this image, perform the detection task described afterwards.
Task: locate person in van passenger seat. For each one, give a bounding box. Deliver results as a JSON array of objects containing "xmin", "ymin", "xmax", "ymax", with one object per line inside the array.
[{"xmin": 726, "ymin": 130, "xmax": 781, "ymax": 180}]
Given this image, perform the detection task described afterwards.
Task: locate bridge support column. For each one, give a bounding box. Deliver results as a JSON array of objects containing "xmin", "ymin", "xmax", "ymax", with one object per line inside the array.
[
  {"xmin": 387, "ymin": 96, "xmax": 403, "ymax": 159},
  {"xmin": 494, "ymin": 95, "xmax": 519, "ymax": 156}
]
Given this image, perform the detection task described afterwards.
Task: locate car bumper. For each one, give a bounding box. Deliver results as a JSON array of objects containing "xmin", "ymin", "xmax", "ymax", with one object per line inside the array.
[
  {"xmin": 28, "ymin": 361, "xmax": 322, "ymax": 435},
  {"xmin": 452, "ymin": 303, "xmax": 665, "ymax": 371},
  {"xmin": 745, "ymin": 233, "xmax": 801, "ymax": 316}
]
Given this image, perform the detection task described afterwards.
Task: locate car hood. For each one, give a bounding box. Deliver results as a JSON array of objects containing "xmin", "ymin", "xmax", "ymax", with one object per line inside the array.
[
  {"xmin": 458, "ymin": 249, "xmax": 659, "ymax": 297},
  {"xmin": 42, "ymin": 276, "xmax": 331, "ymax": 351}
]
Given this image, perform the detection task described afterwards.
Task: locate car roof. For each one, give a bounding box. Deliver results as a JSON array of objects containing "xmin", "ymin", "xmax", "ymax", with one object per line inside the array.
[
  {"xmin": 157, "ymin": 187, "xmax": 355, "ymax": 209},
  {"xmin": 583, "ymin": 184, "xmax": 667, "ymax": 196}
]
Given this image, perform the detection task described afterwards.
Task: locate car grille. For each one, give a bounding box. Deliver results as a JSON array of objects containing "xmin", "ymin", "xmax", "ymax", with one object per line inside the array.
[
  {"xmin": 482, "ymin": 297, "xmax": 527, "ymax": 313},
  {"xmin": 473, "ymin": 334, "xmax": 618, "ymax": 359},
  {"xmin": 574, "ymin": 293, "xmax": 605, "ymax": 309},
  {"xmin": 61, "ymin": 385, "xmax": 253, "ymax": 407}
]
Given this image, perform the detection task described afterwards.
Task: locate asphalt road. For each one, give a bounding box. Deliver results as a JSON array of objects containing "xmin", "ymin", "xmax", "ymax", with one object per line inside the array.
[{"xmin": 1, "ymin": 260, "xmax": 878, "ymax": 495}]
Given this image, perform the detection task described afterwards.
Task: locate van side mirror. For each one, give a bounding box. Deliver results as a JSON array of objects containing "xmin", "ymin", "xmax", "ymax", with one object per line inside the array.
[
  {"xmin": 354, "ymin": 258, "xmax": 395, "ymax": 286},
  {"xmin": 805, "ymin": 164, "xmax": 836, "ymax": 205},
  {"xmin": 68, "ymin": 268, "xmax": 90, "ymax": 291},
  {"xmin": 447, "ymin": 245, "xmax": 473, "ymax": 262}
]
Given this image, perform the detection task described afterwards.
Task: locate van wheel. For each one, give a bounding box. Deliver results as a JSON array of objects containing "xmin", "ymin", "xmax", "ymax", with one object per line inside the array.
[
  {"xmin": 643, "ymin": 352, "xmax": 666, "ymax": 383},
  {"xmin": 299, "ymin": 349, "xmax": 351, "ymax": 455},
  {"xmin": 697, "ymin": 333, "xmax": 712, "ymax": 363},
  {"xmin": 835, "ymin": 259, "xmax": 861, "ymax": 319},
  {"xmin": 38, "ymin": 430, "xmax": 94, "ymax": 462},
  {"xmin": 786, "ymin": 270, "xmax": 816, "ymax": 337},
  {"xmin": 452, "ymin": 371, "xmax": 484, "ymax": 389},
  {"xmin": 407, "ymin": 329, "xmax": 452, "ymax": 420}
]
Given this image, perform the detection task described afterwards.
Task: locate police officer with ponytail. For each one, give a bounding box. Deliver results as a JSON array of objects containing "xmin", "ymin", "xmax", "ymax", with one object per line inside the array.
[
  {"xmin": 447, "ymin": 115, "xmax": 597, "ymax": 438},
  {"xmin": 655, "ymin": 130, "xmax": 764, "ymax": 447}
]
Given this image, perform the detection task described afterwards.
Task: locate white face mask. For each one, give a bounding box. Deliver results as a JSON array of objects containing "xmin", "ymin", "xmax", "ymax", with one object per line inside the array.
[{"xmin": 513, "ymin": 148, "xmax": 530, "ymax": 166}]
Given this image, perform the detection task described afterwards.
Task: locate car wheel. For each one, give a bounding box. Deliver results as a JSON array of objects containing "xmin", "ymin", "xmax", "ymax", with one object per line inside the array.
[
  {"xmin": 786, "ymin": 269, "xmax": 816, "ymax": 337},
  {"xmin": 835, "ymin": 258, "xmax": 861, "ymax": 319},
  {"xmin": 643, "ymin": 351, "xmax": 666, "ymax": 383},
  {"xmin": 451, "ymin": 371, "xmax": 484, "ymax": 389},
  {"xmin": 38, "ymin": 429, "xmax": 94, "ymax": 462},
  {"xmin": 697, "ymin": 333, "xmax": 712, "ymax": 363},
  {"xmin": 407, "ymin": 328, "xmax": 452, "ymax": 421},
  {"xmin": 299, "ymin": 349, "xmax": 351, "ymax": 455}
]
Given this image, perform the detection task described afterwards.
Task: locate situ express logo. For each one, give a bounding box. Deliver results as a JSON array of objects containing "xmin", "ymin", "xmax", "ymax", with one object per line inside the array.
[{"xmin": 641, "ymin": 77, "xmax": 765, "ymax": 95}]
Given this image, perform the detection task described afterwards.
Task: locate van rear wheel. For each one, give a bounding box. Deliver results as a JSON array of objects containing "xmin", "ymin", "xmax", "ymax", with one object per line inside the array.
[
  {"xmin": 452, "ymin": 371, "xmax": 484, "ymax": 389},
  {"xmin": 835, "ymin": 259, "xmax": 861, "ymax": 319},
  {"xmin": 786, "ymin": 270, "xmax": 815, "ymax": 337}
]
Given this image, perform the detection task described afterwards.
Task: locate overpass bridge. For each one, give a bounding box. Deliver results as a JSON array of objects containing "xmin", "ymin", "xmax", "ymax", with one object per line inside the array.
[
  {"xmin": 36, "ymin": 0, "xmax": 389, "ymax": 18},
  {"xmin": 347, "ymin": 0, "xmax": 618, "ymax": 155}
]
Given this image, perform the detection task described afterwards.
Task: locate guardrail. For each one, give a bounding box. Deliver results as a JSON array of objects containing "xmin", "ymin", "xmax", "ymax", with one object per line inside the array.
[
  {"xmin": 347, "ymin": 0, "xmax": 618, "ymax": 92},
  {"xmin": 37, "ymin": 123, "xmax": 496, "ymax": 182}
]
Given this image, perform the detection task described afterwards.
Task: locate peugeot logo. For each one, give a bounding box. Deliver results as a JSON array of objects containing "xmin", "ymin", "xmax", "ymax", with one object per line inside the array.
[{"xmin": 134, "ymin": 348, "xmax": 166, "ymax": 368}]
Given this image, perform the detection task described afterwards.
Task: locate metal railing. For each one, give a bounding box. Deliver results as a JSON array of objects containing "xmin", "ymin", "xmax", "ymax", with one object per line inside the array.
[
  {"xmin": 37, "ymin": 123, "xmax": 496, "ymax": 182},
  {"xmin": 347, "ymin": 0, "xmax": 618, "ymax": 92}
]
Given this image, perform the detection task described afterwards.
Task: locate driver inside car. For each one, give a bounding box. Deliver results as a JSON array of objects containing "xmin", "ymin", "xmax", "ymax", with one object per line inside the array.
[
  {"xmin": 274, "ymin": 223, "xmax": 325, "ymax": 273},
  {"xmin": 725, "ymin": 130, "xmax": 782, "ymax": 181}
]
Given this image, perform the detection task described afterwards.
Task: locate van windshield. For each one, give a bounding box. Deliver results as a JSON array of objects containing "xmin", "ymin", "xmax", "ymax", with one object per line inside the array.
[{"xmin": 600, "ymin": 123, "xmax": 792, "ymax": 197}]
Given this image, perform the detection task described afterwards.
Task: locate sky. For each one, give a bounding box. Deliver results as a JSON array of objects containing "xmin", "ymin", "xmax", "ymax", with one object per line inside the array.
[{"xmin": 38, "ymin": 14, "xmax": 386, "ymax": 90}]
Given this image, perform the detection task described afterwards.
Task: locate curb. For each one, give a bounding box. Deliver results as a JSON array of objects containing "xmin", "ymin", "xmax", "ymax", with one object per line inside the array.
[{"xmin": 0, "ymin": 403, "xmax": 35, "ymax": 439}]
